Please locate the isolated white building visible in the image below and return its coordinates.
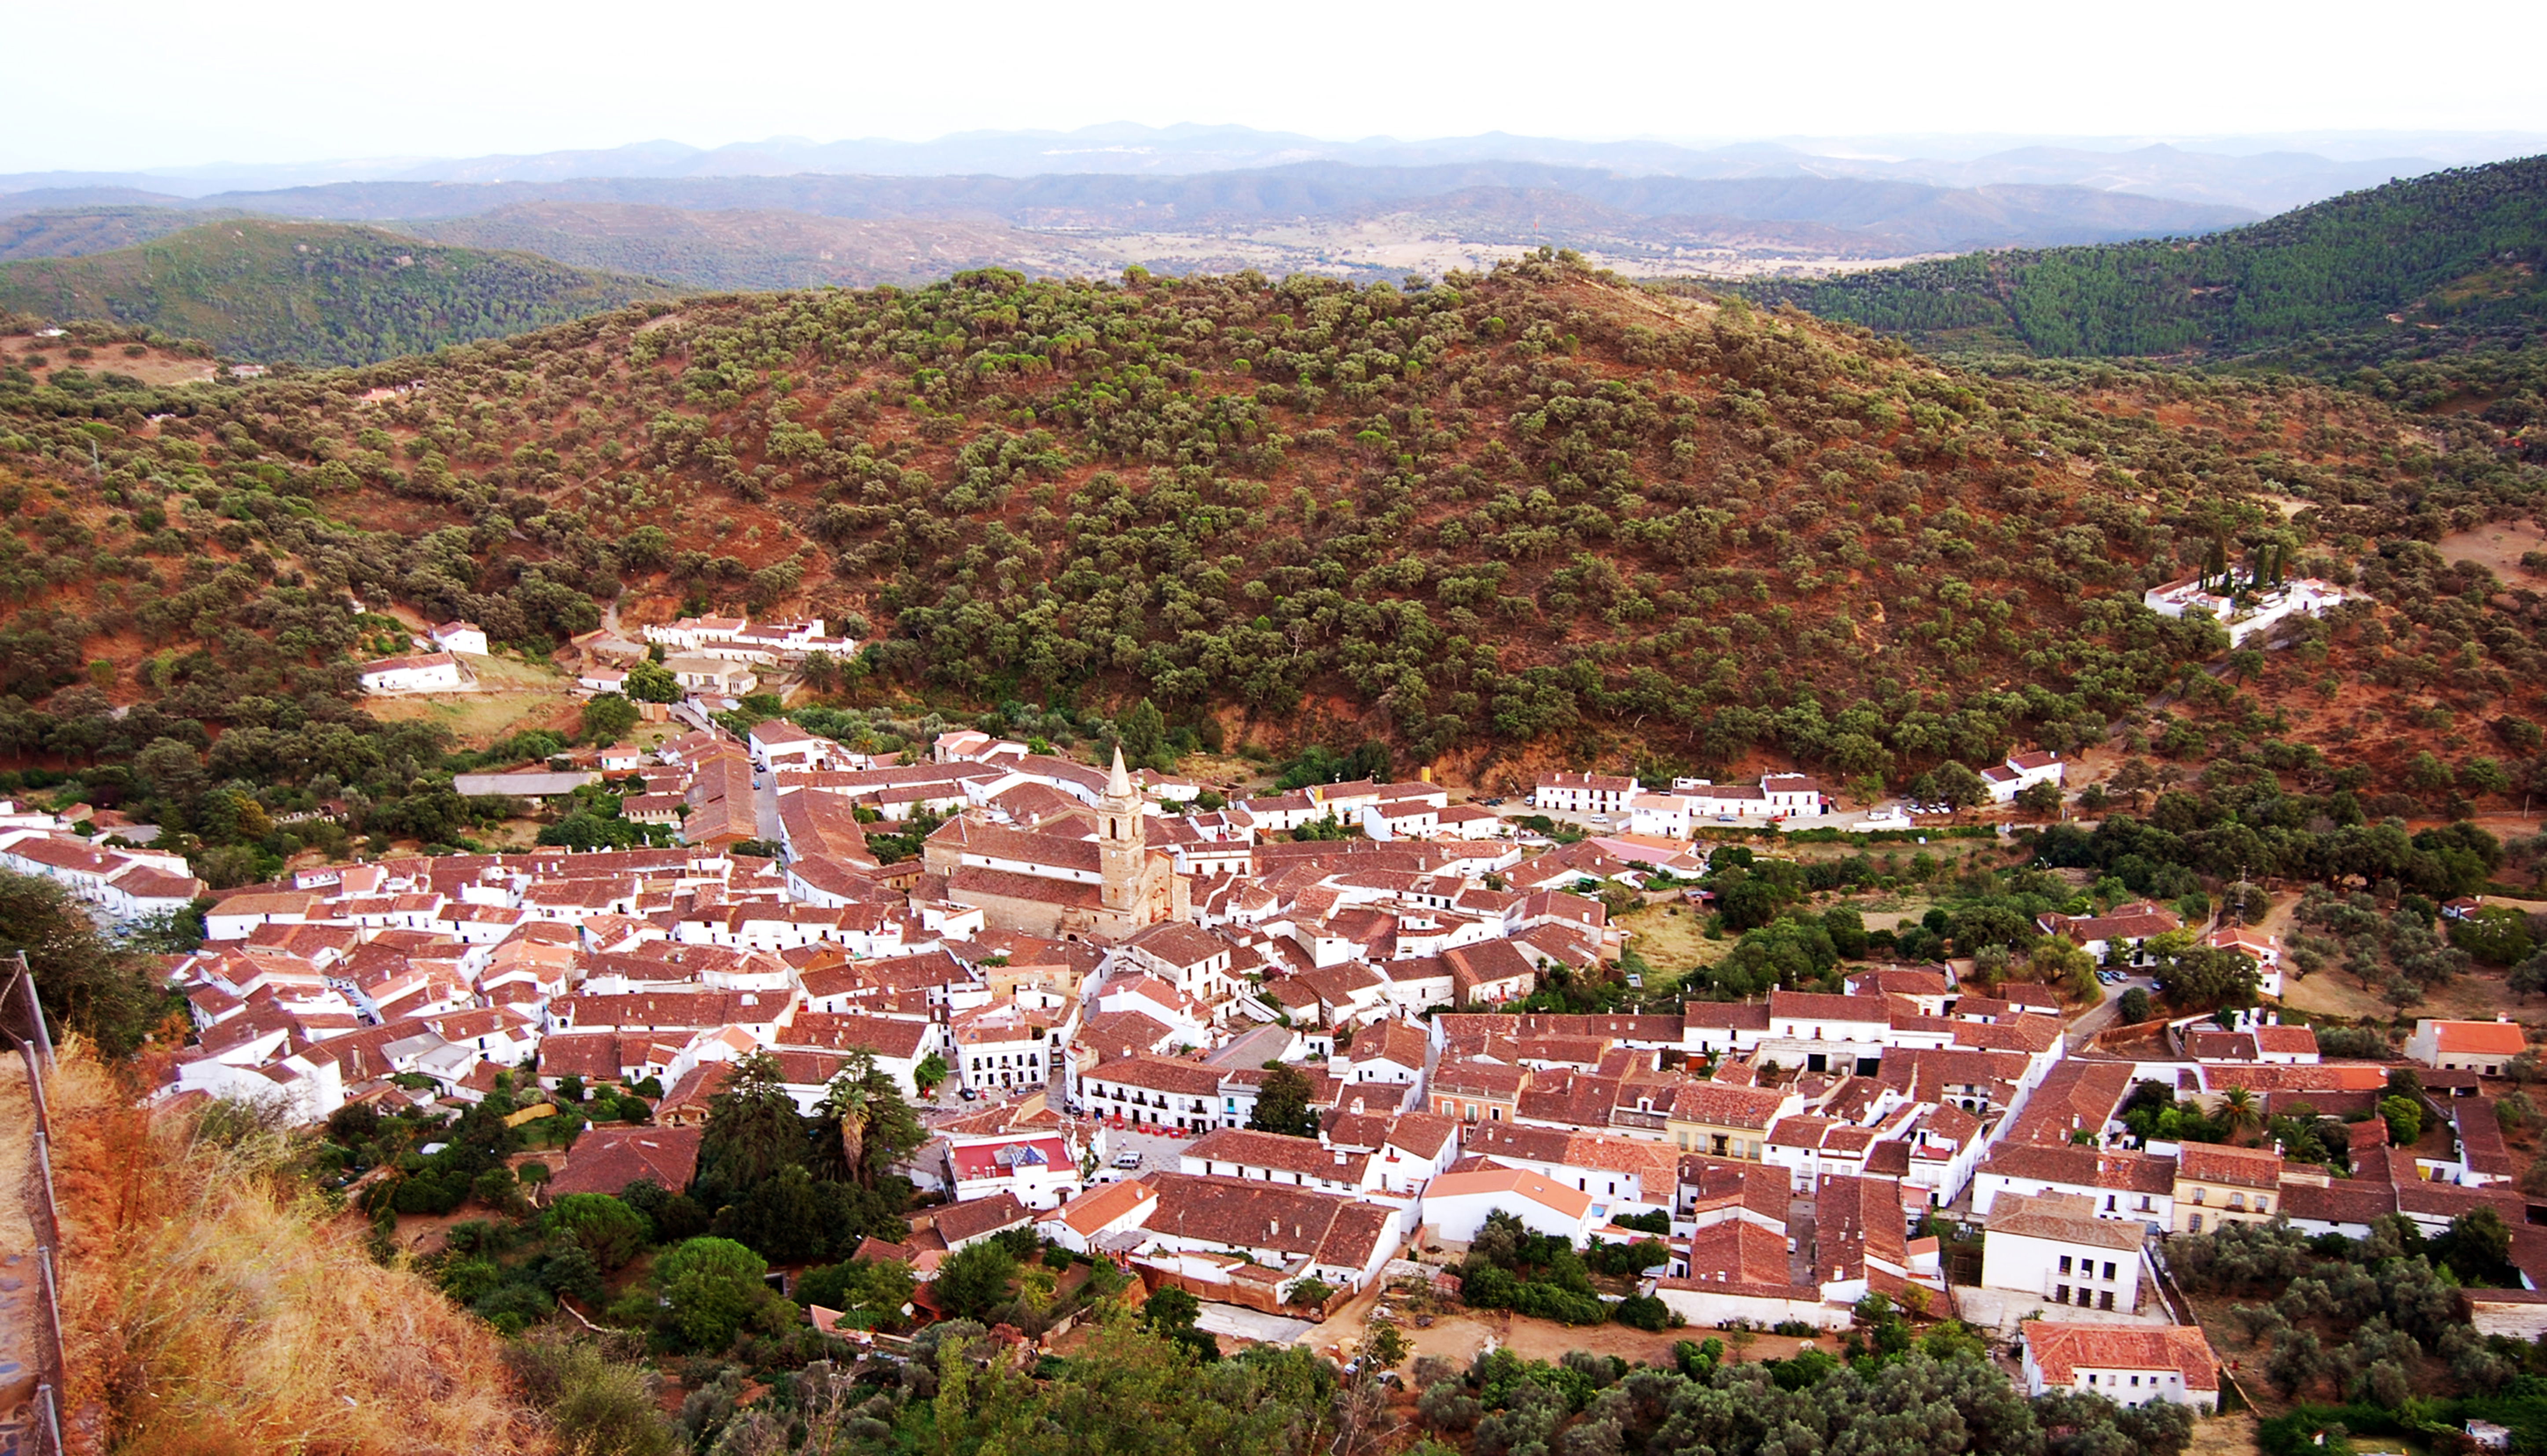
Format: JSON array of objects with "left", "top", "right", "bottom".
[
  {"left": 1981, "top": 751, "right": 2066, "bottom": 804},
  {"left": 358, "top": 652, "right": 462, "bottom": 694},
  {"left": 2143, "top": 576, "right": 2358, "bottom": 647}
]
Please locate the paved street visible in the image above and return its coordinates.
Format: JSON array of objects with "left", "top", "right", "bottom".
[
  {"left": 1094, "top": 1125, "right": 1199, "bottom": 1181},
  {"left": 2065, "top": 972, "right": 2154, "bottom": 1050}
]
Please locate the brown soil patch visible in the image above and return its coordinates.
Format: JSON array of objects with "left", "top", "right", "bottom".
[
  {"left": 0, "top": 332, "right": 217, "bottom": 387},
  {"left": 1319, "top": 1297, "right": 1813, "bottom": 1371},
  {"left": 2437, "top": 521, "right": 2547, "bottom": 583},
  {"left": 2282, "top": 965, "right": 2547, "bottom": 1027}
]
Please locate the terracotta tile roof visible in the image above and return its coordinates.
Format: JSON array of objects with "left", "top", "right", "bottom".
[
  {"left": 1050, "top": 1177, "right": 1158, "bottom": 1236},
  {"left": 1668, "top": 1218, "right": 1806, "bottom": 1295},
  {"left": 1669, "top": 1081, "right": 1788, "bottom": 1130},
  {"left": 2176, "top": 1142, "right": 2282, "bottom": 1190},
  {"left": 1086, "top": 1054, "right": 1224, "bottom": 1097},
  {"left": 1142, "top": 1171, "right": 1400, "bottom": 1268},
  {"left": 1985, "top": 1191, "right": 2142, "bottom": 1251},
  {"left": 2024, "top": 1322, "right": 2217, "bottom": 1392},
  {"left": 2279, "top": 1178, "right": 2396, "bottom": 1228},
  {"left": 918, "top": 1192, "right": 1033, "bottom": 1246},
  {"left": 1184, "top": 1127, "right": 1369, "bottom": 1181},
  {"left": 2427, "top": 1020, "right": 2528, "bottom": 1056},
  {"left": 1424, "top": 1165, "right": 1595, "bottom": 1218},
  {"left": 1432, "top": 1058, "right": 1532, "bottom": 1100},
  {"left": 1462, "top": 1122, "right": 1681, "bottom": 1182},
  {"left": 546, "top": 1126, "right": 703, "bottom": 1198},
  {"left": 1979, "top": 1144, "right": 2175, "bottom": 1195}
]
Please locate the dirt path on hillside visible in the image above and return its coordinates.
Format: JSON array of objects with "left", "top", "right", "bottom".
[{"left": 0, "top": 1055, "right": 44, "bottom": 1443}]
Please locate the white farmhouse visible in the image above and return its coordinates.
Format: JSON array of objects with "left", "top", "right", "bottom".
[
  {"left": 429, "top": 620, "right": 489, "bottom": 655},
  {"left": 1981, "top": 751, "right": 2065, "bottom": 804},
  {"left": 358, "top": 651, "right": 463, "bottom": 694}
]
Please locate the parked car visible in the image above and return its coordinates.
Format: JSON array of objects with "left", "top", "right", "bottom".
[{"left": 1113, "top": 1150, "right": 1143, "bottom": 1169}]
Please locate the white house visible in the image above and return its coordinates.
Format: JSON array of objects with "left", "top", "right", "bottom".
[
  {"left": 1533, "top": 773, "right": 1637, "bottom": 816},
  {"left": 1980, "top": 1191, "right": 2144, "bottom": 1314},
  {"left": 358, "top": 652, "right": 462, "bottom": 694},
  {"left": 1981, "top": 751, "right": 2065, "bottom": 804},
  {"left": 2019, "top": 1323, "right": 2220, "bottom": 1413},
  {"left": 2404, "top": 1018, "right": 2529, "bottom": 1075},
  {"left": 430, "top": 620, "right": 489, "bottom": 656},
  {"left": 1668, "top": 774, "right": 1824, "bottom": 822},
  {"left": 2200, "top": 926, "right": 2284, "bottom": 998},
  {"left": 663, "top": 655, "right": 758, "bottom": 697},
  {"left": 1421, "top": 1164, "right": 1599, "bottom": 1245},
  {"left": 949, "top": 1004, "right": 1055, "bottom": 1094}
]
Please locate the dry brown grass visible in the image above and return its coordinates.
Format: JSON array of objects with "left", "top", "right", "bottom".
[{"left": 44, "top": 1043, "right": 540, "bottom": 1456}]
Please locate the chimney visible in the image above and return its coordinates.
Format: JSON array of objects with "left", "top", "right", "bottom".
[{"left": 1419, "top": 768, "right": 1433, "bottom": 783}]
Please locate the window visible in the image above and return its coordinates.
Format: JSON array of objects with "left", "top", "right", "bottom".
[
  {"left": 2102, "top": 1262, "right": 2116, "bottom": 1281},
  {"left": 2058, "top": 1256, "right": 2073, "bottom": 1275},
  {"left": 2256, "top": 1197, "right": 2268, "bottom": 1214},
  {"left": 2191, "top": 1188, "right": 2206, "bottom": 1205},
  {"left": 2187, "top": 1214, "right": 2203, "bottom": 1233}
]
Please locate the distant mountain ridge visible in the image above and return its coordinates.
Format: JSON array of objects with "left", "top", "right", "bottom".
[
  {"left": 0, "top": 161, "right": 2260, "bottom": 257},
  {"left": 10, "top": 121, "right": 2530, "bottom": 212}
]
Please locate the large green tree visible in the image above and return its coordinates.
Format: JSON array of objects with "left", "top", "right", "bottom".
[
  {"left": 694, "top": 1050, "right": 806, "bottom": 1203},
  {"left": 0, "top": 869, "right": 170, "bottom": 1056},
  {"left": 1246, "top": 1064, "right": 1322, "bottom": 1139}
]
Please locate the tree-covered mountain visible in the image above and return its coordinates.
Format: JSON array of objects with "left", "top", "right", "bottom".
[
  {"left": 1736, "top": 154, "right": 2547, "bottom": 363},
  {"left": 0, "top": 204, "right": 229, "bottom": 262},
  {"left": 0, "top": 219, "right": 674, "bottom": 366},
  {"left": 0, "top": 253, "right": 2536, "bottom": 835}
]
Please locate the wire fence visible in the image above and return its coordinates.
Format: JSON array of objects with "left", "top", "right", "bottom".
[{"left": 1, "top": 957, "right": 65, "bottom": 1456}]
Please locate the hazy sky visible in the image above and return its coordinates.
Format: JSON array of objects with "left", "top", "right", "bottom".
[{"left": 12, "top": 0, "right": 2547, "bottom": 171}]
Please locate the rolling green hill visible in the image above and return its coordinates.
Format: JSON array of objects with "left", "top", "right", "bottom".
[
  {"left": 0, "top": 253, "right": 2536, "bottom": 823},
  {"left": 1735, "top": 155, "right": 2547, "bottom": 363},
  {"left": 0, "top": 219, "right": 676, "bottom": 366}
]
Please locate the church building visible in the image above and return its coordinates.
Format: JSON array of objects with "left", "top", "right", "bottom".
[{"left": 920, "top": 747, "right": 1191, "bottom": 940}]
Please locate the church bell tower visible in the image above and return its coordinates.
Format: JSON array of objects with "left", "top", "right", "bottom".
[{"left": 1099, "top": 744, "right": 1144, "bottom": 917}]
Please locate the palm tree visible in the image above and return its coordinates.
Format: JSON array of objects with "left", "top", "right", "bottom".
[
  {"left": 823, "top": 1053, "right": 878, "bottom": 1185},
  {"left": 2220, "top": 1086, "right": 2263, "bottom": 1141}
]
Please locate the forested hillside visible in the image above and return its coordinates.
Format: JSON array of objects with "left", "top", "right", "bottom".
[
  {"left": 0, "top": 204, "right": 226, "bottom": 263},
  {"left": 1737, "top": 155, "right": 2547, "bottom": 362},
  {"left": 0, "top": 219, "right": 673, "bottom": 366},
  {"left": 0, "top": 254, "right": 2539, "bottom": 880}
]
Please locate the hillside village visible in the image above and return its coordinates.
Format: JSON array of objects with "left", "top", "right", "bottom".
[{"left": 4, "top": 625, "right": 2538, "bottom": 1425}]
